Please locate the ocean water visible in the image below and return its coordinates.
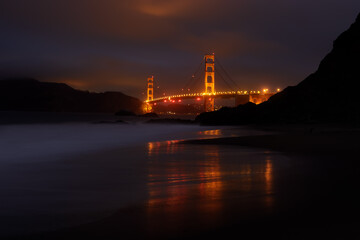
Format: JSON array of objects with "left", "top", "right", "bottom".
[
  {"left": 0, "top": 121, "right": 276, "bottom": 237},
  {"left": 1, "top": 120, "right": 358, "bottom": 239},
  {"left": 0, "top": 122, "right": 266, "bottom": 163}
]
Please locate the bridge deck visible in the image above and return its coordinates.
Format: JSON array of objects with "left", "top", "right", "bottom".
[{"left": 146, "top": 91, "right": 268, "bottom": 103}]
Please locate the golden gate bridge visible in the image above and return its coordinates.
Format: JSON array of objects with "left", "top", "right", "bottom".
[{"left": 145, "top": 54, "right": 279, "bottom": 113}]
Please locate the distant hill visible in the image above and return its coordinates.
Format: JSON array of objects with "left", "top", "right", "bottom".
[
  {"left": 0, "top": 79, "right": 143, "bottom": 113},
  {"left": 197, "top": 12, "right": 360, "bottom": 125}
]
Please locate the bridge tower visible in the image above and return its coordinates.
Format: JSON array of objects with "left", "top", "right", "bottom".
[
  {"left": 147, "top": 75, "right": 154, "bottom": 101},
  {"left": 145, "top": 76, "right": 154, "bottom": 112},
  {"left": 204, "top": 54, "right": 215, "bottom": 112}
]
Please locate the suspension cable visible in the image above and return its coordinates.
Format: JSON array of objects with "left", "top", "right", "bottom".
[
  {"left": 189, "top": 69, "right": 204, "bottom": 93},
  {"left": 182, "top": 57, "right": 205, "bottom": 92},
  {"left": 215, "top": 68, "right": 235, "bottom": 91},
  {"left": 215, "top": 56, "right": 240, "bottom": 90}
]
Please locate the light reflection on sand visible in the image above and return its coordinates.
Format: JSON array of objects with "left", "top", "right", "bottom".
[
  {"left": 265, "top": 156, "right": 274, "bottom": 207},
  {"left": 145, "top": 140, "right": 275, "bottom": 233},
  {"left": 197, "top": 129, "right": 222, "bottom": 136}
]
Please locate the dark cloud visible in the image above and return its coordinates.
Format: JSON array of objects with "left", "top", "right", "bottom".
[{"left": 0, "top": 0, "right": 359, "bottom": 98}]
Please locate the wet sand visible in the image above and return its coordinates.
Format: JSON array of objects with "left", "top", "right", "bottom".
[
  {"left": 183, "top": 129, "right": 360, "bottom": 155},
  {"left": 10, "top": 135, "right": 360, "bottom": 239},
  {"left": 181, "top": 127, "right": 360, "bottom": 239},
  {"left": 3, "top": 125, "right": 360, "bottom": 240}
]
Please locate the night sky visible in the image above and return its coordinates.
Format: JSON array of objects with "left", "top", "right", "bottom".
[{"left": 0, "top": 0, "right": 359, "bottom": 99}]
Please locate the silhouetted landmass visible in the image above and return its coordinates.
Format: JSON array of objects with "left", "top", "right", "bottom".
[
  {"left": 197, "top": 13, "right": 360, "bottom": 125},
  {"left": 154, "top": 103, "right": 203, "bottom": 114},
  {"left": 0, "top": 79, "right": 143, "bottom": 113},
  {"left": 196, "top": 102, "right": 258, "bottom": 125},
  {"left": 115, "top": 110, "right": 136, "bottom": 116},
  {"left": 93, "top": 119, "right": 128, "bottom": 124},
  {"left": 146, "top": 118, "right": 194, "bottom": 124},
  {"left": 138, "top": 112, "right": 159, "bottom": 118}
]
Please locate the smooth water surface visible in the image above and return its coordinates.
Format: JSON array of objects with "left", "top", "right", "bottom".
[{"left": 0, "top": 123, "right": 359, "bottom": 239}]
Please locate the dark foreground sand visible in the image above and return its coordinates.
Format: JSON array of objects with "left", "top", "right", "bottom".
[
  {"left": 181, "top": 127, "right": 360, "bottom": 239},
  {"left": 183, "top": 129, "right": 360, "bottom": 155},
  {"left": 7, "top": 125, "right": 360, "bottom": 240}
]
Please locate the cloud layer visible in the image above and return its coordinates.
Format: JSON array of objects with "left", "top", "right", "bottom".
[{"left": 0, "top": 0, "right": 359, "bottom": 97}]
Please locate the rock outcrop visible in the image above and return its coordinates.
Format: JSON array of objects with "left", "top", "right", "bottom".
[{"left": 197, "top": 13, "right": 360, "bottom": 125}]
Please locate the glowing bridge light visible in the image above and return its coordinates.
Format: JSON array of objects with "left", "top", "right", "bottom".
[{"left": 143, "top": 54, "right": 277, "bottom": 112}]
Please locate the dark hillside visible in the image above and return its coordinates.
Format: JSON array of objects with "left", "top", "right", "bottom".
[
  {"left": 197, "top": 13, "right": 360, "bottom": 125},
  {"left": 0, "top": 79, "right": 143, "bottom": 113}
]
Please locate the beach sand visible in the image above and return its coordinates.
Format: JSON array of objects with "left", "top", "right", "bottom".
[
  {"left": 4, "top": 124, "right": 360, "bottom": 240},
  {"left": 183, "top": 125, "right": 360, "bottom": 156}
]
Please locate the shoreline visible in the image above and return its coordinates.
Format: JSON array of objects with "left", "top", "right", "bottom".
[
  {"left": 182, "top": 129, "right": 360, "bottom": 155},
  {"left": 2, "top": 123, "right": 360, "bottom": 239}
]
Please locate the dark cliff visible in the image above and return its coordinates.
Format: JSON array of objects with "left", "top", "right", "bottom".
[
  {"left": 197, "top": 13, "right": 360, "bottom": 125},
  {"left": 0, "top": 79, "right": 143, "bottom": 113}
]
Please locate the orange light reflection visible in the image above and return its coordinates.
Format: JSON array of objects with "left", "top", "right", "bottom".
[
  {"left": 145, "top": 140, "right": 275, "bottom": 234},
  {"left": 197, "top": 129, "right": 222, "bottom": 136}
]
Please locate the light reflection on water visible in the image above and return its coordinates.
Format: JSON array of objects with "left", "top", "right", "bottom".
[
  {"left": 197, "top": 129, "right": 222, "bottom": 136},
  {"left": 265, "top": 156, "right": 274, "bottom": 207},
  {"left": 146, "top": 140, "right": 275, "bottom": 233}
]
